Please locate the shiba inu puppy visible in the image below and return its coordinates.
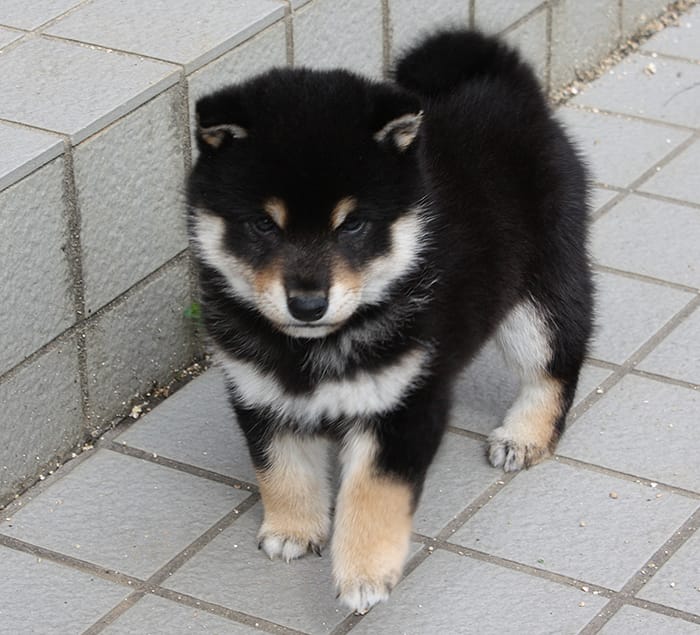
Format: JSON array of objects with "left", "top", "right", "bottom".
[{"left": 187, "top": 30, "right": 593, "bottom": 614}]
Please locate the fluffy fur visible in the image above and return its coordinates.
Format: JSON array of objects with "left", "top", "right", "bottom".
[{"left": 187, "top": 30, "right": 593, "bottom": 614}]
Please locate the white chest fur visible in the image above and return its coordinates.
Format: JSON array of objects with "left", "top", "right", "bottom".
[{"left": 218, "top": 347, "right": 430, "bottom": 428}]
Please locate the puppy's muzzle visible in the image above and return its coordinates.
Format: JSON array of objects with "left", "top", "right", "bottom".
[{"left": 287, "top": 291, "right": 328, "bottom": 322}]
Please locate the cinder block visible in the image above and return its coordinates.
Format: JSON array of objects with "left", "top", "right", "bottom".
[
  {"left": 503, "top": 9, "right": 548, "bottom": 87},
  {"left": 74, "top": 87, "right": 188, "bottom": 314},
  {"left": 188, "top": 21, "right": 287, "bottom": 161},
  {"left": 474, "top": 0, "right": 544, "bottom": 33},
  {"left": 293, "top": 0, "right": 383, "bottom": 77},
  {"left": 551, "top": 0, "right": 620, "bottom": 87},
  {"left": 621, "top": 0, "right": 668, "bottom": 39},
  {"left": 0, "top": 37, "right": 178, "bottom": 145},
  {"left": 45, "top": 0, "right": 286, "bottom": 74},
  {"left": 0, "top": 339, "right": 82, "bottom": 507},
  {"left": 0, "top": 157, "right": 75, "bottom": 375},
  {"left": 84, "top": 258, "right": 197, "bottom": 426},
  {"left": 388, "top": 0, "right": 469, "bottom": 61}
]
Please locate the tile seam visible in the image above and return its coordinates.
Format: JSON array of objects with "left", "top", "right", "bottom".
[
  {"left": 61, "top": 141, "right": 91, "bottom": 429},
  {"left": 152, "top": 587, "right": 309, "bottom": 635},
  {"left": 592, "top": 263, "right": 700, "bottom": 294},
  {"left": 105, "top": 442, "right": 259, "bottom": 492},
  {"left": 498, "top": 2, "right": 549, "bottom": 37},
  {"left": 566, "top": 102, "right": 698, "bottom": 133},
  {"left": 637, "top": 48, "right": 700, "bottom": 64}
]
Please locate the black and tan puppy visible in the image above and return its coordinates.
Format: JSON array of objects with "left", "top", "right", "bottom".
[{"left": 187, "top": 30, "right": 593, "bottom": 614}]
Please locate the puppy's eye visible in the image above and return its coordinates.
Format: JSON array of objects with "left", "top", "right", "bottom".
[
  {"left": 249, "top": 217, "right": 278, "bottom": 236},
  {"left": 338, "top": 217, "right": 367, "bottom": 234}
]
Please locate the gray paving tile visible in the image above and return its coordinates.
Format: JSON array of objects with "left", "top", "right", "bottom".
[
  {"left": 561, "top": 374, "right": 700, "bottom": 491},
  {"left": 0, "top": 340, "right": 82, "bottom": 507},
  {"left": 0, "top": 121, "right": 63, "bottom": 191},
  {"left": 637, "top": 530, "right": 700, "bottom": 615},
  {"left": 589, "top": 271, "right": 694, "bottom": 364},
  {"left": 449, "top": 340, "right": 518, "bottom": 435},
  {"left": 638, "top": 140, "right": 700, "bottom": 205},
  {"left": 599, "top": 605, "right": 700, "bottom": 634},
  {"left": 0, "top": 37, "right": 177, "bottom": 144},
  {"left": 103, "top": 593, "right": 261, "bottom": 635},
  {"left": 551, "top": 0, "right": 619, "bottom": 87},
  {"left": 0, "top": 0, "right": 82, "bottom": 29},
  {"left": 450, "top": 460, "right": 699, "bottom": 589},
  {"left": 502, "top": 10, "right": 548, "bottom": 86},
  {"left": 0, "top": 450, "right": 248, "bottom": 579},
  {"left": 115, "top": 369, "right": 257, "bottom": 484},
  {"left": 415, "top": 433, "right": 500, "bottom": 537},
  {"left": 642, "top": 5, "right": 700, "bottom": 61},
  {"left": 163, "top": 503, "right": 352, "bottom": 634},
  {"left": 572, "top": 53, "right": 700, "bottom": 129},
  {"left": 389, "top": 0, "right": 469, "bottom": 60},
  {"left": 0, "top": 546, "right": 129, "bottom": 634},
  {"left": 45, "top": 0, "right": 285, "bottom": 74},
  {"left": 0, "top": 25, "right": 22, "bottom": 48},
  {"left": 474, "top": 0, "right": 544, "bottom": 33},
  {"left": 556, "top": 107, "right": 691, "bottom": 187},
  {"left": 74, "top": 87, "right": 188, "bottom": 314},
  {"left": 84, "top": 259, "right": 197, "bottom": 427},
  {"left": 352, "top": 549, "right": 607, "bottom": 635},
  {"left": 637, "top": 307, "right": 700, "bottom": 385},
  {"left": 0, "top": 157, "right": 75, "bottom": 375},
  {"left": 592, "top": 194, "right": 700, "bottom": 288},
  {"left": 293, "top": 0, "right": 383, "bottom": 78}
]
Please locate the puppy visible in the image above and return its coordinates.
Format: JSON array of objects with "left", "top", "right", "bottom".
[{"left": 187, "top": 30, "right": 593, "bottom": 614}]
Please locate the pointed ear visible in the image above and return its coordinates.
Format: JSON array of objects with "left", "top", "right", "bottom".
[
  {"left": 373, "top": 110, "right": 423, "bottom": 151},
  {"left": 195, "top": 90, "right": 249, "bottom": 150},
  {"left": 371, "top": 86, "right": 423, "bottom": 152}
]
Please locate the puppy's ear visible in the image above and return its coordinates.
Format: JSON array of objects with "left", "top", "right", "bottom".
[
  {"left": 195, "top": 90, "right": 249, "bottom": 151},
  {"left": 371, "top": 86, "right": 423, "bottom": 152}
]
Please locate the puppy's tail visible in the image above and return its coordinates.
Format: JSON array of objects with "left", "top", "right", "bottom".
[{"left": 394, "top": 30, "right": 540, "bottom": 99}]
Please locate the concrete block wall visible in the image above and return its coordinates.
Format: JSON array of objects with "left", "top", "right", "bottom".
[{"left": 0, "top": 0, "right": 672, "bottom": 505}]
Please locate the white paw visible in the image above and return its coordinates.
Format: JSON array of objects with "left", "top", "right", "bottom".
[
  {"left": 258, "top": 532, "right": 323, "bottom": 562},
  {"left": 487, "top": 427, "right": 549, "bottom": 472},
  {"left": 337, "top": 579, "right": 391, "bottom": 615}
]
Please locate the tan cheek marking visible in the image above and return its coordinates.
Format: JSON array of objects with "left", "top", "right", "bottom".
[
  {"left": 332, "top": 435, "right": 413, "bottom": 597},
  {"left": 331, "top": 196, "right": 358, "bottom": 230},
  {"left": 253, "top": 259, "right": 284, "bottom": 296},
  {"left": 263, "top": 197, "right": 288, "bottom": 229},
  {"left": 331, "top": 258, "right": 363, "bottom": 294}
]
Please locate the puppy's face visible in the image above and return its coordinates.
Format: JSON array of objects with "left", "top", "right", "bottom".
[{"left": 188, "top": 69, "right": 426, "bottom": 338}]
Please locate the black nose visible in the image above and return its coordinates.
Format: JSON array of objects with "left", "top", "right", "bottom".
[{"left": 287, "top": 294, "right": 328, "bottom": 322}]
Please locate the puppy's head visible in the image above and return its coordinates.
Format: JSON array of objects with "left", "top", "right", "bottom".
[{"left": 188, "top": 68, "right": 427, "bottom": 339}]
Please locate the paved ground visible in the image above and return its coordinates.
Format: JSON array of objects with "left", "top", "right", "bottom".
[{"left": 2, "top": 8, "right": 700, "bottom": 635}]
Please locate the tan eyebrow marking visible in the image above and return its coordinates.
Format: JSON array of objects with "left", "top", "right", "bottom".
[
  {"left": 263, "top": 197, "right": 288, "bottom": 229},
  {"left": 331, "top": 196, "right": 358, "bottom": 230}
]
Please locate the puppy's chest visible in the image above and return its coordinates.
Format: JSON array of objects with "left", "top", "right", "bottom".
[{"left": 218, "top": 345, "right": 430, "bottom": 429}]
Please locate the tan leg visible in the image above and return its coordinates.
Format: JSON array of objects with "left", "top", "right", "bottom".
[
  {"left": 488, "top": 374, "right": 564, "bottom": 471},
  {"left": 332, "top": 432, "right": 414, "bottom": 615},
  {"left": 257, "top": 435, "right": 331, "bottom": 561}
]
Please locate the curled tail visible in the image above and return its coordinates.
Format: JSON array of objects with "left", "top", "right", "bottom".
[{"left": 394, "top": 30, "right": 541, "bottom": 99}]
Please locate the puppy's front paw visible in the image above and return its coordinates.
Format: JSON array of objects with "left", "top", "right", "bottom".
[
  {"left": 336, "top": 577, "right": 392, "bottom": 615},
  {"left": 258, "top": 529, "right": 324, "bottom": 562},
  {"left": 487, "top": 426, "right": 550, "bottom": 472}
]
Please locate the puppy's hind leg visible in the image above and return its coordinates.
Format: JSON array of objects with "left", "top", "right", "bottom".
[{"left": 488, "top": 299, "right": 582, "bottom": 472}]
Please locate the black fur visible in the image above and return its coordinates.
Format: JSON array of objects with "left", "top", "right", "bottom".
[{"left": 187, "top": 29, "right": 593, "bottom": 608}]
